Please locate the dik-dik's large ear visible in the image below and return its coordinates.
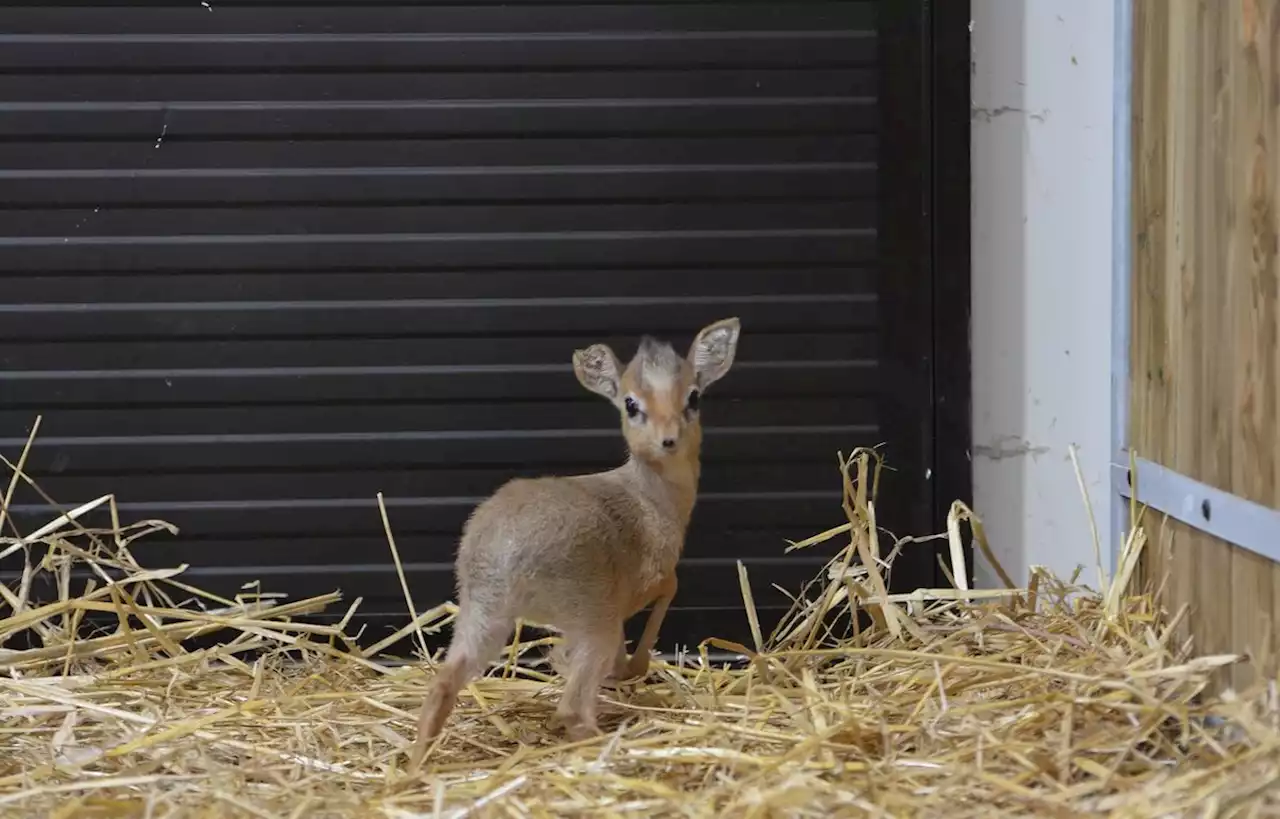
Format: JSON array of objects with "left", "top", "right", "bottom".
[
  {"left": 688, "top": 317, "right": 741, "bottom": 390},
  {"left": 572, "top": 343, "right": 623, "bottom": 401}
]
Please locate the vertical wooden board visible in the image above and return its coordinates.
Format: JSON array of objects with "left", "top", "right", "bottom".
[
  {"left": 1269, "top": 561, "right": 1280, "bottom": 687},
  {"left": 1131, "top": 0, "right": 1171, "bottom": 597},
  {"left": 1132, "top": 0, "right": 1170, "bottom": 466},
  {"left": 1227, "top": 0, "right": 1280, "bottom": 692},
  {"left": 1272, "top": 0, "right": 1280, "bottom": 692},
  {"left": 1233, "top": 546, "right": 1279, "bottom": 687},
  {"left": 1270, "top": 0, "right": 1280, "bottom": 521},
  {"left": 1159, "top": 520, "right": 1275, "bottom": 689},
  {"left": 1230, "top": 0, "right": 1279, "bottom": 508},
  {"left": 1167, "top": 0, "right": 1198, "bottom": 650},
  {"left": 1131, "top": 0, "right": 1280, "bottom": 691},
  {"left": 1193, "top": 0, "right": 1237, "bottom": 675}
]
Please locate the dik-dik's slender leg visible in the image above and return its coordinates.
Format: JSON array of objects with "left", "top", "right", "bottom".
[
  {"left": 409, "top": 603, "right": 509, "bottom": 770},
  {"left": 623, "top": 574, "right": 678, "bottom": 680},
  {"left": 610, "top": 637, "right": 630, "bottom": 681},
  {"left": 553, "top": 621, "right": 621, "bottom": 741}
]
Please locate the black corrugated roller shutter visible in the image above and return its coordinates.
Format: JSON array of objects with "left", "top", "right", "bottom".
[{"left": 0, "top": 2, "right": 930, "bottom": 654}]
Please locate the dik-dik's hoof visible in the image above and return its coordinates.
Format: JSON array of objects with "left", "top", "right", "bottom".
[
  {"left": 624, "top": 654, "right": 652, "bottom": 681},
  {"left": 605, "top": 653, "right": 652, "bottom": 684},
  {"left": 567, "top": 723, "right": 603, "bottom": 742},
  {"left": 548, "top": 713, "right": 602, "bottom": 742},
  {"left": 606, "top": 665, "right": 632, "bottom": 683}
]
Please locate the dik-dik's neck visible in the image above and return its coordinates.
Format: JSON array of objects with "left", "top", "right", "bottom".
[{"left": 625, "top": 447, "right": 701, "bottom": 527}]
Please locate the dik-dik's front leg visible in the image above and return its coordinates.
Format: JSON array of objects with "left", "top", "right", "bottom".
[{"left": 615, "top": 574, "right": 678, "bottom": 681}]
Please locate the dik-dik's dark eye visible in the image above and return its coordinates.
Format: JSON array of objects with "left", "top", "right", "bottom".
[
  {"left": 624, "top": 396, "right": 641, "bottom": 419},
  {"left": 686, "top": 389, "right": 701, "bottom": 413}
]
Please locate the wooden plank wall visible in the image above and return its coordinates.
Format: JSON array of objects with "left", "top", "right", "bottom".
[{"left": 1132, "top": 0, "right": 1280, "bottom": 691}]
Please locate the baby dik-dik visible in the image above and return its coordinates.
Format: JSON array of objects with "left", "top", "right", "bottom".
[{"left": 411, "top": 317, "right": 741, "bottom": 762}]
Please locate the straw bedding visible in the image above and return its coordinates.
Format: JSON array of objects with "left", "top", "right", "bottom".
[{"left": 2, "top": 426, "right": 1278, "bottom": 818}]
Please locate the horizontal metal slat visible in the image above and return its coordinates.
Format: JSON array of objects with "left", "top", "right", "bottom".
[
  {"left": 1, "top": 330, "right": 871, "bottom": 369},
  {"left": 2, "top": 527, "right": 836, "bottom": 571},
  {"left": 3, "top": 267, "right": 875, "bottom": 305},
  {"left": 0, "top": 4, "right": 875, "bottom": 36},
  {"left": 144, "top": 531, "right": 812, "bottom": 570},
  {"left": 0, "top": 69, "right": 871, "bottom": 103},
  {"left": 4, "top": 490, "right": 843, "bottom": 535},
  {"left": 3, "top": 460, "right": 854, "bottom": 502},
  {"left": 0, "top": 201, "right": 869, "bottom": 238},
  {"left": 1, "top": 166, "right": 873, "bottom": 208},
  {"left": 0, "top": 231, "right": 871, "bottom": 272},
  {"left": 0, "top": 98, "right": 873, "bottom": 139},
  {"left": 0, "top": 35, "right": 869, "bottom": 73},
  {"left": 0, "top": 136, "right": 874, "bottom": 170},
  {"left": 7, "top": 426, "right": 873, "bottom": 472},
  {"left": 0, "top": 295, "right": 874, "bottom": 343},
  {"left": 0, "top": 365, "right": 874, "bottom": 407},
  {"left": 0, "top": 396, "right": 876, "bottom": 440}
]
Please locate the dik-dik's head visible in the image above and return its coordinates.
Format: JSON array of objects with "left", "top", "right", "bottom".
[{"left": 572, "top": 318, "right": 741, "bottom": 463}]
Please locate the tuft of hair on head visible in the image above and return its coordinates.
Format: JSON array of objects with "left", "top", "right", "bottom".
[
  {"left": 635, "top": 335, "right": 672, "bottom": 361},
  {"left": 633, "top": 335, "right": 683, "bottom": 387}
]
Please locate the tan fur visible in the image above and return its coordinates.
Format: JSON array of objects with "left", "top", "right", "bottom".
[{"left": 410, "top": 318, "right": 741, "bottom": 766}]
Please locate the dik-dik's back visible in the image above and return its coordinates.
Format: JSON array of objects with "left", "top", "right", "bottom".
[
  {"left": 411, "top": 318, "right": 741, "bottom": 764},
  {"left": 459, "top": 455, "right": 692, "bottom": 630}
]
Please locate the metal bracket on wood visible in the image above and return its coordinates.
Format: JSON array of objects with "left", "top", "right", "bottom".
[{"left": 1115, "top": 456, "right": 1280, "bottom": 564}]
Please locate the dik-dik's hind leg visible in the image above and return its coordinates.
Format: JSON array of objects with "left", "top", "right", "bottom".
[
  {"left": 609, "top": 637, "right": 630, "bottom": 681},
  {"left": 552, "top": 621, "right": 621, "bottom": 741},
  {"left": 409, "top": 603, "right": 509, "bottom": 768},
  {"left": 622, "top": 574, "right": 678, "bottom": 680}
]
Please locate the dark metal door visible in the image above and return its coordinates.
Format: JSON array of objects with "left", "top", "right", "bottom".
[{"left": 0, "top": 2, "right": 971, "bottom": 654}]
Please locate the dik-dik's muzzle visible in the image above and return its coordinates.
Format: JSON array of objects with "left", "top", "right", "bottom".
[{"left": 655, "top": 421, "right": 681, "bottom": 452}]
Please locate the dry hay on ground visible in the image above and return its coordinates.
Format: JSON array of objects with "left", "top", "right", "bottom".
[{"left": 1, "top": 430, "right": 1278, "bottom": 818}]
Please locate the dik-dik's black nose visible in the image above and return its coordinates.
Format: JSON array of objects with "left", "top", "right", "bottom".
[{"left": 661, "top": 438, "right": 677, "bottom": 451}]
